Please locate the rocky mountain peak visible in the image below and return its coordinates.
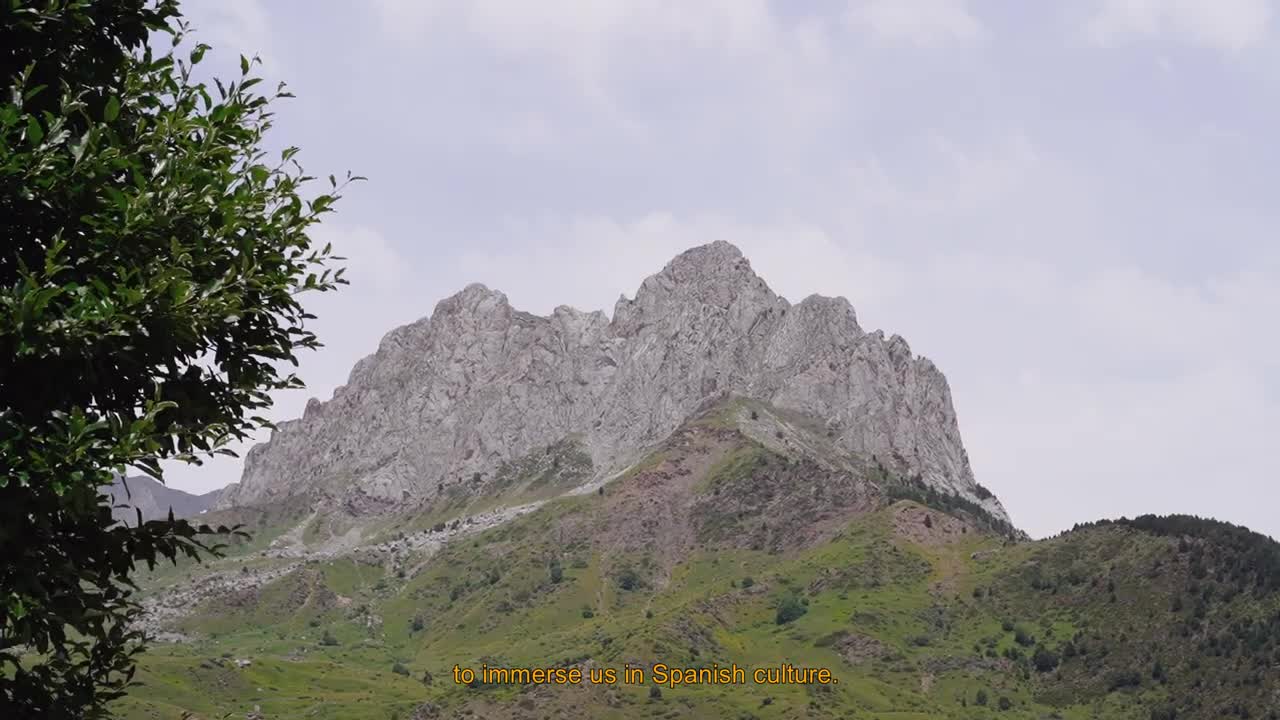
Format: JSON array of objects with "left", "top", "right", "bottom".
[
  {"left": 217, "top": 242, "right": 1012, "bottom": 528},
  {"left": 430, "top": 282, "right": 512, "bottom": 327},
  {"left": 613, "top": 241, "right": 785, "bottom": 340},
  {"left": 648, "top": 241, "right": 774, "bottom": 301},
  {"left": 648, "top": 240, "right": 756, "bottom": 292}
]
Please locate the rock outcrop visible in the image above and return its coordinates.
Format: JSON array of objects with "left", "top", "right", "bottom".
[{"left": 218, "top": 241, "right": 1010, "bottom": 524}]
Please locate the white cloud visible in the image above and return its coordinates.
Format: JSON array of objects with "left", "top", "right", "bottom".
[
  {"left": 183, "top": 0, "right": 282, "bottom": 73},
  {"left": 966, "top": 364, "right": 1279, "bottom": 539},
  {"left": 370, "top": 0, "right": 783, "bottom": 77},
  {"left": 369, "top": 0, "right": 846, "bottom": 150},
  {"left": 310, "top": 224, "right": 407, "bottom": 297},
  {"left": 824, "top": 132, "right": 1096, "bottom": 260},
  {"left": 892, "top": 133, "right": 1043, "bottom": 215},
  {"left": 1086, "top": 0, "right": 1273, "bottom": 52},
  {"left": 845, "top": 0, "right": 985, "bottom": 47},
  {"left": 929, "top": 255, "right": 1280, "bottom": 539}
]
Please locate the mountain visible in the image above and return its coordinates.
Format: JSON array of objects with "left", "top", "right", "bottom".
[
  {"left": 122, "top": 403, "right": 1280, "bottom": 720},
  {"left": 218, "top": 241, "right": 1008, "bottom": 527},
  {"left": 116, "top": 243, "right": 1280, "bottom": 720},
  {"left": 105, "top": 475, "right": 222, "bottom": 524}
]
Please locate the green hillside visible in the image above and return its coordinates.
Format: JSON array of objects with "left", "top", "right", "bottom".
[{"left": 116, "top": 403, "right": 1280, "bottom": 720}]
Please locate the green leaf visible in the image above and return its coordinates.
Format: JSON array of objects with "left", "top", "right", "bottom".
[
  {"left": 169, "top": 280, "right": 192, "bottom": 305},
  {"left": 25, "top": 115, "right": 42, "bottom": 144},
  {"left": 104, "top": 96, "right": 120, "bottom": 122},
  {"left": 70, "top": 129, "right": 91, "bottom": 162}
]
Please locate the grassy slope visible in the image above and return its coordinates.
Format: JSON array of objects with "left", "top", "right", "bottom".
[{"left": 115, "top": 408, "right": 1280, "bottom": 720}]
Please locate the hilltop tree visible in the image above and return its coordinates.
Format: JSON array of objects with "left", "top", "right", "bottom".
[{"left": 0, "top": 0, "right": 356, "bottom": 715}]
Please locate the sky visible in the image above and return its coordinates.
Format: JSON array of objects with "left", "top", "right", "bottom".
[{"left": 167, "top": 0, "right": 1280, "bottom": 541}]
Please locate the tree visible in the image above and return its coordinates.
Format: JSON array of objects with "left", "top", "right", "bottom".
[
  {"left": 775, "top": 593, "right": 808, "bottom": 625},
  {"left": 0, "top": 1, "right": 356, "bottom": 715},
  {"left": 975, "top": 689, "right": 988, "bottom": 706},
  {"left": 1032, "top": 645, "right": 1060, "bottom": 672}
]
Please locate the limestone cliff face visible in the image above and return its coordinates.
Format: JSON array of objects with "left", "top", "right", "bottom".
[{"left": 218, "top": 242, "right": 1010, "bottom": 524}]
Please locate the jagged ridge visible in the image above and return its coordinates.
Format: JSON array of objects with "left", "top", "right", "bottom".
[{"left": 218, "top": 241, "right": 1011, "bottom": 526}]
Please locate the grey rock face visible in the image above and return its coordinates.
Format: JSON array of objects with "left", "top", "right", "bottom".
[
  {"left": 218, "top": 242, "right": 1011, "bottom": 525},
  {"left": 107, "top": 475, "right": 222, "bottom": 524}
]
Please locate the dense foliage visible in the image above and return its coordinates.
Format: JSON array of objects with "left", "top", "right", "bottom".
[
  {"left": 0, "top": 1, "right": 354, "bottom": 715},
  {"left": 977, "top": 514, "right": 1280, "bottom": 719},
  {"left": 1076, "top": 514, "right": 1280, "bottom": 595},
  {"left": 878, "top": 466, "right": 1019, "bottom": 538}
]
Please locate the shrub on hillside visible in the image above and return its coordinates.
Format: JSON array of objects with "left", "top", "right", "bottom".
[
  {"left": 616, "top": 567, "right": 641, "bottom": 591},
  {"left": 1032, "top": 645, "right": 1060, "bottom": 672},
  {"left": 775, "top": 594, "right": 808, "bottom": 625}
]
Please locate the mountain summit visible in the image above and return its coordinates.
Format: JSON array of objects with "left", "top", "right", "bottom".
[{"left": 218, "top": 241, "right": 1010, "bottom": 527}]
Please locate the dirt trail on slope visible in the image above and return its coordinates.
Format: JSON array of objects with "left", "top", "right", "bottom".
[
  {"left": 142, "top": 444, "right": 694, "bottom": 636},
  {"left": 137, "top": 499, "right": 549, "bottom": 637}
]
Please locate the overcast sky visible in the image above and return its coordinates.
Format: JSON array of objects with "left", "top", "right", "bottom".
[{"left": 168, "top": 0, "right": 1280, "bottom": 541}]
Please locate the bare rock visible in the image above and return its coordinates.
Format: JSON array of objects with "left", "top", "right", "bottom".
[{"left": 218, "top": 242, "right": 1011, "bottom": 526}]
